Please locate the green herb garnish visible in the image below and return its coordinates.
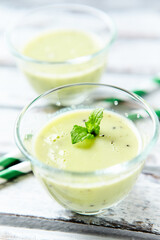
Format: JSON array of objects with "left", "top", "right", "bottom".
[{"left": 71, "top": 108, "right": 104, "bottom": 144}]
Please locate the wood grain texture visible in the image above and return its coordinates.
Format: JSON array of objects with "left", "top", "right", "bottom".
[
  {"left": 0, "top": 67, "right": 36, "bottom": 108},
  {"left": 108, "top": 40, "right": 160, "bottom": 74},
  {"left": 0, "top": 67, "right": 160, "bottom": 108},
  {"left": 0, "top": 173, "right": 160, "bottom": 236},
  {"left": 1, "top": 226, "right": 159, "bottom": 240},
  {"left": 0, "top": 108, "right": 20, "bottom": 154},
  {"left": 0, "top": 0, "right": 160, "bottom": 237},
  {"left": 2, "top": 0, "right": 160, "bottom": 11},
  {"left": 0, "top": 226, "right": 113, "bottom": 240}
]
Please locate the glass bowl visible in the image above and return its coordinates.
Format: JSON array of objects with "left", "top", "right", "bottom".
[
  {"left": 6, "top": 4, "right": 116, "bottom": 94},
  {"left": 15, "top": 83, "right": 159, "bottom": 215}
]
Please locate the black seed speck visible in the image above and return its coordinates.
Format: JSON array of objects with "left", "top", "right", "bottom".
[
  {"left": 111, "top": 141, "right": 114, "bottom": 144},
  {"left": 126, "top": 144, "right": 130, "bottom": 147},
  {"left": 83, "top": 119, "right": 86, "bottom": 122},
  {"left": 112, "top": 127, "right": 116, "bottom": 129},
  {"left": 100, "top": 134, "right": 105, "bottom": 137},
  {"left": 90, "top": 204, "right": 95, "bottom": 207}
]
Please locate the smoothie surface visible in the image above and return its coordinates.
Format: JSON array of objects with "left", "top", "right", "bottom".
[
  {"left": 22, "top": 29, "right": 102, "bottom": 62},
  {"left": 34, "top": 110, "right": 140, "bottom": 172}
]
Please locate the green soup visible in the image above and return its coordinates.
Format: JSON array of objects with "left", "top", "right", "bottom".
[
  {"left": 21, "top": 30, "right": 106, "bottom": 93},
  {"left": 32, "top": 109, "right": 142, "bottom": 214}
]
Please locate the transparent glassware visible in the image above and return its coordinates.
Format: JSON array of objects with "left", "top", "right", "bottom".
[
  {"left": 6, "top": 4, "right": 116, "bottom": 94},
  {"left": 15, "top": 83, "right": 159, "bottom": 215}
]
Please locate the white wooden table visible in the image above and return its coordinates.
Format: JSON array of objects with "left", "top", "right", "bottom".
[{"left": 0, "top": 1, "right": 160, "bottom": 239}]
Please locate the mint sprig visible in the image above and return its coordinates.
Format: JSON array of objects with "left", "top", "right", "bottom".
[
  {"left": 71, "top": 125, "right": 94, "bottom": 144},
  {"left": 71, "top": 108, "right": 104, "bottom": 144}
]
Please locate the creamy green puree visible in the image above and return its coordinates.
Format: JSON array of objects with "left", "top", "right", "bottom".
[
  {"left": 22, "top": 30, "right": 105, "bottom": 93},
  {"left": 33, "top": 109, "right": 142, "bottom": 214}
]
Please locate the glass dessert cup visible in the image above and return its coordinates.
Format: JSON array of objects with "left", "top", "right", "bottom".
[
  {"left": 6, "top": 4, "right": 116, "bottom": 94},
  {"left": 15, "top": 83, "right": 159, "bottom": 215}
]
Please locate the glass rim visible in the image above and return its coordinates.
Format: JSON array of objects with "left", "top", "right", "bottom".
[
  {"left": 6, "top": 3, "right": 116, "bottom": 65},
  {"left": 15, "top": 83, "right": 159, "bottom": 177}
]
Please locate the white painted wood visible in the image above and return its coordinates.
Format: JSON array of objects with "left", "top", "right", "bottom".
[
  {"left": 1, "top": 3, "right": 160, "bottom": 37},
  {"left": 0, "top": 173, "right": 160, "bottom": 235},
  {"left": 0, "top": 0, "right": 160, "bottom": 237},
  {"left": 0, "top": 108, "right": 20, "bottom": 154},
  {"left": 111, "top": 11, "right": 160, "bottom": 39},
  {"left": 0, "top": 227, "right": 101, "bottom": 240},
  {"left": 1, "top": 0, "right": 160, "bottom": 11},
  {"left": 0, "top": 226, "right": 159, "bottom": 240},
  {"left": 0, "top": 67, "right": 36, "bottom": 108},
  {"left": 0, "top": 226, "right": 114, "bottom": 240},
  {"left": 0, "top": 66, "right": 160, "bottom": 108},
  {"left": 108, "top": 40, "right": 160, "bottom": 75}
]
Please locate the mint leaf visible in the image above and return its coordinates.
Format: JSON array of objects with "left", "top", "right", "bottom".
[
  {"left": 70, "top": 108, "right": 104, "bottom": 144},
  {"left": 85, "top": 108, "right": 103, "bottom": 135},
  {"left": 71, "top": 125, "right": 94, "bottom": 144}
]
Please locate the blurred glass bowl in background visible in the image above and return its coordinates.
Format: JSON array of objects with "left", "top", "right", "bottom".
[{"left": 6, "top": 4, "right": 116, "bottom": 94}]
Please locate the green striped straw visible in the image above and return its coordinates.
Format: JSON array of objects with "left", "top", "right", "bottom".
[
  {"left": 127, "top": 109, "right": 160, "bottom": 121},
  {"left": 103, "top": 89, "right": 156, "bottom": 104},
  {"left": 0, "top": 150, "right": 22, "bottom": 170},
  {"left": 153, "top": 76, "right": 160, "bottom": 85},
  {"left": 134, "top": 74, "right": 160, "bottom": 94},
  {"left": 0, "top": 161, "right": 31, "bottom": 184},
  {"left": 103, "top": 76, "right": 160, "bottom": 103}
]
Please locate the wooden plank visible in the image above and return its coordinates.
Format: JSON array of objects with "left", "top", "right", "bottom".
[
  {"left": 0, "top": 37, "right": 15, "bottom": 67},
  {"left": 0, "top": 1, "right": 160, "bottom": 237},
  {"left": 108, "top": 39, "right": 160, "bottom": 75},
  {"left": 0, "top": 6, "right": 25, "bottom": 33},
  {"left": 1, "top": 2, "right": 160, "bottom": 39},
  {"left": 1, "top": 67, "right": 160, "bottom": 108},
  {"left": 0, "top": 67, "right": 36, "bottom": 108},
  {"left": 111, "top": 11, "right": 160, "bottom": 39},
  {"left": 0, "top": 226, "right": 113, "bottom": 240},
  {"left": 0, "top": 173, "right": 160, "bottom": 235},
  {"left": 1, "top": 226, "right": 159, "bottom": 240},
  {"left": 0, "top": 108, "right": 20, "bottom": 154},
  {"left": 2, "top": 0, "right": 160, "bottom": 12}
]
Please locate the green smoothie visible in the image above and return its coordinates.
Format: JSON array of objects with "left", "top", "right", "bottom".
[
  {"left": 33, "top": 109, "right": 142, "bottom": 214},
  {"left": 21, "top": 30, "right": 106, "bottom": 93}
]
